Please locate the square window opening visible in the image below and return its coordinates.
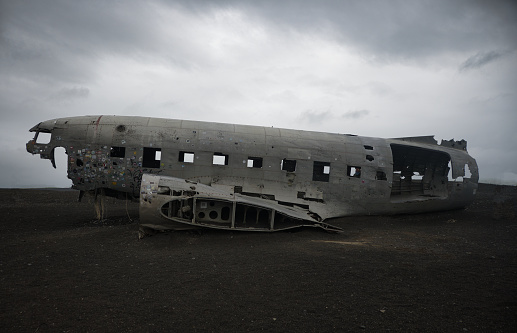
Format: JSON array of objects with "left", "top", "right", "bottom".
[
  {"left": 143, "top": 147, "right": 161, "bottom": 168},
  {"left": 376, "top": 171, "right": 387, "bottom": 181},
  {"left": 348, "top": 166, "right": 361, "bottom": 178},
  {"left": 313, "top": 161, "right": 330, "bottom": 182},
  {"left": 281, "top": 159, "right": 296, "bottom": 172},
  {"left": 179, "top": 151, "right": 195, "bottom": 163},
  {"left": 213, "top": 152, "right": 229, "bottom": 165},
  {"left": 247, "top": 156, "right": 263, "bottom": 168}
]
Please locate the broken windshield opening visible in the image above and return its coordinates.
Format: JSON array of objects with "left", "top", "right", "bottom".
[{"left": 35, "top": 132, "right": 51, "bottom": 144}]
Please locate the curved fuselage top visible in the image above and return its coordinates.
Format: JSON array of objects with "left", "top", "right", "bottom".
[{"left": 27, "top": 115, "right": 478, "bottom": 218}]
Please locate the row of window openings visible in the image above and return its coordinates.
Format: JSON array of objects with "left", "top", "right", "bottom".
[{"left": 110, "top": 147, "right": 384, "bottom": 181}]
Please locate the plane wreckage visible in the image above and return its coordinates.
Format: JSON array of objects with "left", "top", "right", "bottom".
[{"left": 27, "top": 115, "right": 478, "bottom": 235}]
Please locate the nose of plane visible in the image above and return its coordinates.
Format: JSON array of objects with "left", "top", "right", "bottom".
[{"left": 26, "top": 138, "right": 35, "bottom": 154}]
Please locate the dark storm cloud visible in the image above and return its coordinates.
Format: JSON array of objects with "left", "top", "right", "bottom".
[
  {"left": 0, "top": 0, "right": 198, "bottom": 85},
  {"left": 1, "top": 1, "right": 129, "bottom": 83},
  {"left": 3, "top": 0, "right": 515, "bottom": 82},
  {"left": 459, "top": 51, "right": 506, "bottom": 72},
  {"left": 179, "top": 0, "right": 517, "bottom": 61}
]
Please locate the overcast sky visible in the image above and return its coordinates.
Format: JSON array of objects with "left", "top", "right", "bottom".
[{"left": 1, "top": 0, "right": 516, "bottom": 188}]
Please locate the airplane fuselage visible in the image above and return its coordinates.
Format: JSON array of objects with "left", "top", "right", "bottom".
[{"left": 27, "top": 115, "right": 478, "bottom": 232}]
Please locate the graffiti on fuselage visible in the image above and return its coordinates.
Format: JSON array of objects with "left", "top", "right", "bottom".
[
  {"left": 127, "top": 168, "right": 164, "bottom": 197},
  {"left": 64, "top": 144, "right": 163, "bottom": 197}
]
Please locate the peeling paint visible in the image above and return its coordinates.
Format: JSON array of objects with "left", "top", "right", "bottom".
[{"left": 27, "top": 116, "right": 479, "bottom": 234}]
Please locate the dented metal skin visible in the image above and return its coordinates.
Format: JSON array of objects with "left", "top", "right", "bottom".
[{"left": 27, "top": 115, "right": 479, "bottom": 233}]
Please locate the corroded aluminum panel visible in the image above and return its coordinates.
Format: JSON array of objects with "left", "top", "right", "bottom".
[
  {"left": 27, "top": 115, "right": 479, "bottom": 235},
  {"left": 139, "top": 174, "right": 343, "bottom": 236}
]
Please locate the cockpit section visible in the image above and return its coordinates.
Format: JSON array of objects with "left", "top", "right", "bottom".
[{"left": 26, "top": 121, "right": 60, "bottom": 169}]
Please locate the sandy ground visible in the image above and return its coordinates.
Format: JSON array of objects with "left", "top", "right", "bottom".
[{"left": 0, "top": 184, "right": 516, "bottom": 332}]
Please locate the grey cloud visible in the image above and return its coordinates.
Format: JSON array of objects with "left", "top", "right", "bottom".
[
  {"left": 185, "top": 0, "right": 517, "bottom": 62},
  {"left": 268, "top": 90, "right": 300, "bottom": 103},
  {"left": 4, "top": 0, "right": 516, "bottom": 83},
  {"left": 366, "top": 82, "right": 392, "bottom": 96},
  {"left": 342, "top": 110, "right": 369, "bottom": 119},
  {"left": 298, "top": 109, "right": 370, "bottom": 124},
  {"left": 0, "top": 0, "right": 201, "bottom": 86},
  {"left": 459, "top": 51, "right": 506, "bottom": 72},
  {"left": 1, "top": 0, "right": 516, "bottom": 187},
  {"left": 2, "top": 1, "right": 160, "bottom": 55},
  {"left": 50, "top": 87, "right": 90, "bottom": 101},
  {"left": 299, "top": 110, "right": 333, "bottom": 124}
]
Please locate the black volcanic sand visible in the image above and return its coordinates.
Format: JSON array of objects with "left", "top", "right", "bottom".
[{"left": 0, "top": 184, "right": 516, "bottom": 332}]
